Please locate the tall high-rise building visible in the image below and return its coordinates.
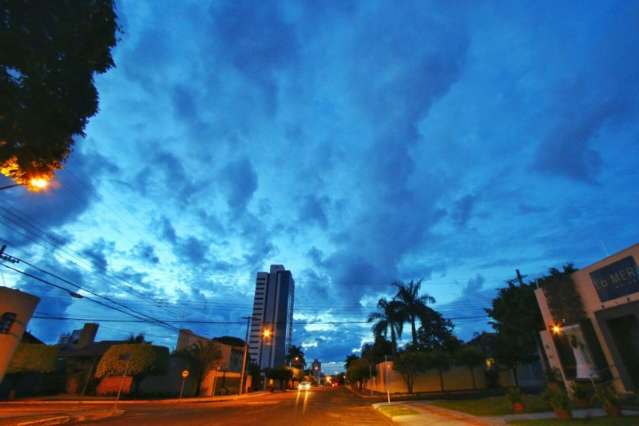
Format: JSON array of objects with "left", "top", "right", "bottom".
[{"left": 248, "top": 265, "right": 295, "bottom": 369}]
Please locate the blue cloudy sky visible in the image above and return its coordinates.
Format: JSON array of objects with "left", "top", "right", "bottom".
[{"left": 2, "top": 0, "right": 639, "bottom": 373}]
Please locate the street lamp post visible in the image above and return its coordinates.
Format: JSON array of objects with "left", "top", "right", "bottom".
[
  {"left": 239, "top": 316, "right": 251, "bottom": 395},
  {"left": 0, "top": 177, "right": 50, "bottom": 192},
  {"left": 114, "top": 353, "right": 131, "bottom": 411}
]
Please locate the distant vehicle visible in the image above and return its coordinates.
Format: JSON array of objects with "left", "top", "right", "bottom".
[{"left": 298, "top": 381, "right": 311, "bottom": 391}]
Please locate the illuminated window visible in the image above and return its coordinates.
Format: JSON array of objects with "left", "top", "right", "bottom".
[{"left": 0, "top": 312, "right": 17, "bottom": 334}]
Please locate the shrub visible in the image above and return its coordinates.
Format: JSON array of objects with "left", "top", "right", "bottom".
[
  {"left": 506, "top": 386, "right": 523, "bottom": 404},
  {"left": 544, "top": 386, "right": 572, "bottom": 412},
  {"left": 7, "top": 344, "right": 59, "bottom": 374},
  {"left": 95, "top": 344, "right": 169, "bottom": 378}
]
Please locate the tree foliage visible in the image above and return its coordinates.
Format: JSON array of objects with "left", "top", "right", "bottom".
[
  {"left": 368, "top": 298, "right": 404, "bottom": 354},
  {"left": 266, "top": 366, "right": 293, "bottom": 389},
  {"left": 393, "top": 280, "right": 436, "bottom": 346},
  {"left": 286, "top": 345, "right": 305, "bottom": 368},
  {"left": 95, "top": 344, "right": 169, "bottom": 378},
  {"left": 7, "top": 343, "right": 59, "bottom": 374},
  {"left": 0, "top": 0, "right": 119, "bottom": 183},
  {"left": 346, "top": 358, "right": 371, "bottom": 388},
  {"left": 456, "top": 346, "right": 484, "bottom": 389},
  {"left": 361, "top": 336, "right": 393, "bottom": 365},
  {"left": 536, "top": 264, "right": 584, "bottom": 325},
  {"left": 413, "top": 307, "right": 461, "bottom": 352},
  {"left": 393, "top": 350, "right": 429, "bottom": 393},
  {"left": 344, "top": 354, "right": 359, "bottom": 371},
  {"left": 486, "top": 278, "right": 544, "bottom": 385}
]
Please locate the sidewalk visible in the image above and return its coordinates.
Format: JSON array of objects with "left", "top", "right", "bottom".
[
  {"left": 2, "top": 391, "right": 268, "bottom": 406},
  {"left": 373, "top": 400, "right": 639, "bottom": 425}
]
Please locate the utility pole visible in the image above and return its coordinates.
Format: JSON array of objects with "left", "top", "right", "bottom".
[
  {"left": 515, "top": 269, "right": 526, "bottom": 286},
  {"left": 239, "top": 315, "right": 251, "bottom": 395}
]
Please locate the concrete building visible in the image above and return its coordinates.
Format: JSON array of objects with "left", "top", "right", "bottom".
[
  {"left": 248, "top": 265, "right": 295, "bottom": 369},
  {"left": 0, "top": 286, "right": 40, "bottom": 383},
  {"left": 535, "top": 243, "right": 639, "bottom": 394},
  {"left": 176, "top": 329, "right": 247, "bottom": 395}
]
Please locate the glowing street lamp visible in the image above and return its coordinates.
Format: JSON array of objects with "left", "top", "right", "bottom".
[
  {"left": 263, "top": 328, "right": 272, "bottom": 339},
  {"left": 1, "top": 176, "right": 51, "bottom": 192},
  {"left": 551, "top": 324, "right": 562, "bottom": 335}
]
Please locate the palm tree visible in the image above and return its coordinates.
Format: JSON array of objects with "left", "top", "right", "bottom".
[
  {"left": 286, "top": 345, "right": 305, "bottom": 368},
  {"left": 367, "top": 298, "right": 404, "bottom": 355},
  {"left": 394, "top": 280, "right": 436, "bottom": 346}
]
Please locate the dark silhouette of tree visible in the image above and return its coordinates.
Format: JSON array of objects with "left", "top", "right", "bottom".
[
  {"left": 427, "top": 350, "right": 450, "bottom": 392},
  {"left": 414, "top": 307, "right": 461, "bottom": 352},
  {"left": 456, "top": 346, "right": 484, "bottom": 390},
  {"left": 266, "top": 366, "right": 293, "bottom": 390},
  {"left": 368, "top": 298, "right": 404, "bottom": 355},
  {"left": 0, "top": 0, "right": 119, "bottom": 183},
  {"left": 486, "top": 277, "right": 544, "bottom": 386},
  {"left": 393, "top": 350, "right": 429, "bottom": 394},
  {"left": 535, "top": 264, "right": 583, "bottom": 325},
  {"left": 286, "top": 345, "right": 305, "bottom": 368},
  {"left": 361, "top": 336, "right": 393, "bottom": 365},
  {"left": 344, "top": 354, "right": 359, "bottom": 371},
  {"left": 126, "top": 333, "right": 148, "bottom": 343},
  {"left": 393, "top": 280, "right": 435, "bottom": 346}
]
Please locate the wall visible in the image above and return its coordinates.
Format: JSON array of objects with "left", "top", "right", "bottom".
[
  {"left": 363, "top": 360, "right": 543, "bottom": 394},
  {"left": 0, "top": 287, "right": 39, "bottom": 383}
]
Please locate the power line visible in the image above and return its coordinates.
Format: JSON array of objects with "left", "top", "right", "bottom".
[
  {"left": 31, "top": 313, "right": 489, "bottom": 324},
  {"left": 1, "top": 263, "right": 180, "bottom": 331},
  {"left": 3, "top": 253, "right": 184, "bottom": 331}
]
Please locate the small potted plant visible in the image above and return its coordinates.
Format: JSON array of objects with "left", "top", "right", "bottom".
[
  {"left": 544, "top": 386, "right": 572, "bottom": 419},
  {"left": 506, "top": 387, "right": 525, "bottom": 413},
  {"left": 571, "top": 381, "right": 593, "bottom": 409},
  {"left": 594, "top": 383, "right": 622, "bottom": 417}
]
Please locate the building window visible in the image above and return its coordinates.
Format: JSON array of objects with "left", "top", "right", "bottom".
[{"left": 0, "top": 312, "right": 17, "bottom": 334}]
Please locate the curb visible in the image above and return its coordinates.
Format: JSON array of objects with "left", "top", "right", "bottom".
[{"left": 17, "top": 416, "right": 70, "bottom": 426}]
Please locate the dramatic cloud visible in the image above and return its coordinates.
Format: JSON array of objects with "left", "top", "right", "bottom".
[{"left": 3, "top": 1, "right": 638, "bottom": 368}]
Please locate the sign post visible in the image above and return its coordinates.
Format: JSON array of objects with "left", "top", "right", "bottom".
[
  {"left": 114, "top": 353, "right": 131, "bottom": 411},
  {"left": 180, "top": 369, "right": 189, "bottom": 399}
]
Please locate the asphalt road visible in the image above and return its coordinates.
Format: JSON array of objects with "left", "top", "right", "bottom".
[
  {"left": 0, "top": 387, "right": 392, "bottom": 426},
  {"left": 89, "top": 387, "right": 392, "bottom": 426}
]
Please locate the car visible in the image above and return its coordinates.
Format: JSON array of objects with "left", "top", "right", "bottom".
[{"left": 298, "top": 381, "right": 311, "bottom": 391}]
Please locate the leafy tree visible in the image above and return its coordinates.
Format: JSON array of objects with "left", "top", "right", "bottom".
[
  {"left": 413, "top": 307, "right": 461, "bottom": 352},
  {"left": 7, "top": 343, "right": 59, "bottom": 374},
  {"left": 368, "top": 298, "right": 404, "bottom": 355},
  {"left": 486, "top": 278, "right": 544, "bottom": 386},
  {"left": 95, "top": 344, "right": 169, "bottom": 379},
  {"left": 535, "top": 265, "right": 583, "bottom": 325},
  {"left": 0, "top": 0, "right": 119, "bottom": 183},
  {"left": 266, "top": 366, "right": 293, "bottom": 389},
  {"left": 456, "top": 346, "right": 484, "bottom": 390},
  {"left": 286, "top": 345, "right": 305, "bottom": 368},
  {"left": 393, "top": 280, "right": 436, "bottom": 346},
  {"left": 344, "top": 354, "right": 359, "bottom": 371},
  {"left": 427, "top": 350, "right": 451, "bottom": 392},
  {"left": 393, "top": 350, "right": 429, "bottom": 394},
  {"left": 176, "top": 340, "right": 223, "bottom": 395},
  {"left": 346, "top": 358, "right": 371, "bottom": 390},
  {"left": 361, "top": 336, "right": 393, "bottom": 365}
]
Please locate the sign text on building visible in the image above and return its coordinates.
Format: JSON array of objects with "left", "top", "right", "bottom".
[{"left": 590, "top": 256, "right": 639, "bottom": 302}]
